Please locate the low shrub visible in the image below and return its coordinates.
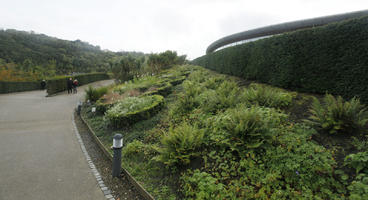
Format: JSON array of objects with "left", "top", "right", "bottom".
[
  {"left": 122, "top": 140, "right": 159, "bottom": 161},
  {"left": 348, "top": 173, "right": 368, "bottom": 200},
  {"left": 201, "top": 76, "right": 226, "bottom": 90},
  {"left": 168, "top": 76, "right": 186, "bottom": 86},
  {"left": 105, "top": 95, "right": 164, "bottom": 128},
  {"left": 85, "top": 85, "right": 109, "bottom": 102},
  {"left": 143, "top": 82, "right": 172, "bottom": 97},
  {"left": 210, "top": 105, "right": 288, "bottom": 149},
  {"left": 214, "top": 80, "right": 241, "bottom": 110},
  {"left": 156, "top": 123, "right": 204, "bottom": 169},
  {"left": 95, "top": 99, "right": 112, "bottom": 114},
  {"left": 114, "top": 76, "right": 161, "bottom": 94},
  {"left": 187, "top": 69, "right": 211, "bottom": 84},
  {"left": 306, "top": 94, "right": 368, "bottom": 135},
  {"left": 195, "top": 80, "right": 240, "bottom": 114},
  {"left": 241, "top": 83, "right": 294, "bottom": 108},
  {"left": 181, "top": 169, "right": 226, "bottom": 200},
  {"left": 169, "top": 80, "right": 202, "bottom": 118},
  {"left": 345, "top": 152, "right": 368, "bottom": 174}
]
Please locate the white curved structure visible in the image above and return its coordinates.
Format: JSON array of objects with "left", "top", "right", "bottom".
[{"left": 206, "top": 9, "right": 368, "bottom": 54}]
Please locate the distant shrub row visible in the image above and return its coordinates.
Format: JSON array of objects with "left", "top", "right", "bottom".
[
  {"left": 46, "top": 73, "right": 109, "bottom": 95},
  {"left": 192, "top": 16, "right": 368, "bottom": 104},
  {"left": 0, "top": 81, "right": 41, "bottom": 94}
]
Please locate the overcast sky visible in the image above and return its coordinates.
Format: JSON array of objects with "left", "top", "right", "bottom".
[{"left": 0, "top": 0, "right": 367, "bottom": 59}]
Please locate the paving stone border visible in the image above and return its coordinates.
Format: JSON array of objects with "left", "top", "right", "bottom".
[{"left": 72, "top": 114, "right": 115, "bottom": 200}]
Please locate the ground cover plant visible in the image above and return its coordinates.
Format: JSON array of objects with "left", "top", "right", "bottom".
[{"left": 81, "top": 65, "right": 368, "bottom": 199}]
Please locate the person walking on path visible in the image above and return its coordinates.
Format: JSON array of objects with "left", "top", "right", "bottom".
[
  {"left": 67, "top": 78, "right": 73, "bottom": 94},
  {"left": 73, "top": 79, "right": 78, "bottom": 94}
]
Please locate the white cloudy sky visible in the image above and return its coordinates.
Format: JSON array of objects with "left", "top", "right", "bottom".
[{"left": 0, "top": 0, "right": 367, "bottom": 59}]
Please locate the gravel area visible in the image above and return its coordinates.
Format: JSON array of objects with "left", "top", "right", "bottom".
[{"left": 74, "top": 112, "right": 144, "bottom": 200}]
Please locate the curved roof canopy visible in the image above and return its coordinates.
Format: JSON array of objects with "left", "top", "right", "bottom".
[{"left": 206, "top": 9, "right": 368, "bottom": 54}]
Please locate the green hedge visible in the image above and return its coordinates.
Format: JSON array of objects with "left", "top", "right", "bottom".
[
  {"left": 0, "top": 81, "right": 41, "bottom": 94},
  {"left": 46, "top": 73, "right": 109, "bottom": 95},
  {"left": 192, "top": 16, "right": 368, "bottom": 103},
  {"left": 143, "top": 82, "right": 173, "bottom": 97},
  {"left": 106, "top": 95, "right": 164, "bottom": 128}
]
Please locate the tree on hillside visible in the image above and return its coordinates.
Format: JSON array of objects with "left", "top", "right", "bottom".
[
  {"left": 112, "top": 55, "right": 144, "bottom": 82},
  {"left": 147, "top": 50, "right": 187, "bottom": 74}
]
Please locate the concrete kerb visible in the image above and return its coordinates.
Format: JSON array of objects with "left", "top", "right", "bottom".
[
  {"left": 72, "top": 114, "right": 116, "bottom": 200},
  {"left": 79, "top": 111, "right": 155, "bottom": 200}
]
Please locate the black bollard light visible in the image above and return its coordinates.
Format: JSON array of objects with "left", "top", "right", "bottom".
[{"left": 112, "top": 134, "right": 123, "bottom": 178}]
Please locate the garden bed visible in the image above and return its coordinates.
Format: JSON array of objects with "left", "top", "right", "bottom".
[{"left": 82, "top": 65, "right": 368, "bottom": 199}]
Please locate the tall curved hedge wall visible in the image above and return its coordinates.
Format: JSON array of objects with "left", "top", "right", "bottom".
[
  {"left": 46, "top": 73, "right": 110, "bottom": 95},
  {"left": 193, "top": 16, "right": 368, "bottom": 103},
  {"left": 0, "top": 81, "right": 41, "bottom": 94}
]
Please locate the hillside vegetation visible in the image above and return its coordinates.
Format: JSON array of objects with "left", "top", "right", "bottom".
[
  {"left": 192, "top": 15, "right": 368, "bottom": 104},
  {"left": 82, "top": 65, "right": 368, "bottom": 200},
  {"left": 0, "top": 29, "right": 187, "bottom": 95},
  {"left": 0, "top": 29, "right": 118, "bottom": 75}
]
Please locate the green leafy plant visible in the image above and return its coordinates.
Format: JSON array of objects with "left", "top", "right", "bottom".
[
  {"left": 181, "top": 169, "right": 226, "bottom": 200},
  {"left": 306, "top": 94, "right": 368, "bottom": 134},
  {"left": 348, "top": 173, "right": 368, "bottom": 200},
  {"left": 210, "top": 105, "right": 287, "bottom": 149},
  {"left": 195, "top": 80, "right": 240, "bottom": 113},
  {"left": 85, "top": 85, "right": 109, "bottom": 102},
  {"left": 351, "top": 135, "right": 368, "bottom": 151},
  {"left": 345, "top": 151, "right": 368, "bottom": 174},
  {"left": 122, "top": 140, "right": 159, "bottom": 161},
  {"left": 105, "top": 95, "right": 164, "bottom": 128},
  {"left": 213, "top": 80, "right": 241, "bottom": 110},
  {"left": 169, "top": 80, "right": 202, "bottom": 118},
  {"left": 114, "top": 75, "right": 162, "bottom": 94},
  {"left": 156, "top": 123, "right": 204, "bottom": 169},
  {"left": 240, "top": 83, "right": 294, "bottom": 108}
]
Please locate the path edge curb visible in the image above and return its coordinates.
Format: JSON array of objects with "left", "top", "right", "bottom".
[
  {"left": 79, "top": 112, "right": 155, "bottom": 200},
  {"left": 72, "top": 114, "right": 115, "bottom": 200}
]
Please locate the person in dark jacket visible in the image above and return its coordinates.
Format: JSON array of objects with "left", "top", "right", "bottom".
[
  {"left": 67, "top": 78, "right": 73, "bottom": 94},
  {"left": 40, "top": 80, "right": 46, "bottom": 90}
]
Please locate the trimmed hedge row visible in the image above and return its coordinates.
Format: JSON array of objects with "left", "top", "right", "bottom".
[
  {"left": 106, "top": 95, "right": 164, "bottom": 128},
  {"left": 46, "top": 73, "right": 109, "bottom": 95},
  {"left": 144, "top": 82, "right": 173, "bottom": 97},
  {"left": 192, "top": 16, "right": 368, "bottom": 103},
  {"left": 0, "top": 81, "right": 41, "bottom": 94}
]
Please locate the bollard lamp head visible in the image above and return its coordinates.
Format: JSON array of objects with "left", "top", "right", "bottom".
[{"left": 113, "top": 134, "right": 123, "bottom": 148}]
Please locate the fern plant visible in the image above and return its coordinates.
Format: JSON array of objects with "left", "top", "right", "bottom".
[
  {"left": 156, "top": 123, "right": 204, "bottom": 169},
  {"left": 306, "top": 94, "right": 368, "bottom": 135},
  {"left": 211, "top": 105, "right": 287, "bottom": 149},
  {"left": 241, "top": 83, "right": 293, "bottom": 108},
  {"left": 85, "top": 85, "right": 108, "bottom": 102}
]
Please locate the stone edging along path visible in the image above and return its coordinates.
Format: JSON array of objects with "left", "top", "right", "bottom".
[
  {"left": 79, "top": 111, "right": 155, "bottom": 200},
  {"left": 72, "top": 114, "right": 115, "bottom": 200}
]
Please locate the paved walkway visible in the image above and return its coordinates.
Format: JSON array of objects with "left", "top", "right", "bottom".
[{"left": 0, "top": 80, "right": 114, "bottom": 200}]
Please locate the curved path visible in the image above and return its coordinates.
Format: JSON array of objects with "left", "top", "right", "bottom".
[{"left": 0, "top": 80, "right": 114, "bottom": 200}]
